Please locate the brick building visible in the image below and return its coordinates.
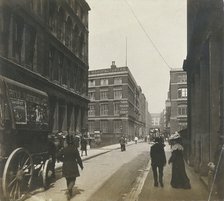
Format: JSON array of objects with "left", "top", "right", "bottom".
[
  {"left": 88, "top": 62, "right": 149, "bottom": 144},
  {"left": 0, "top": 0, "right": 90, "bottom": 136},
  {"left": 167, "top": 69, "right": 187, "bottom": 135}
]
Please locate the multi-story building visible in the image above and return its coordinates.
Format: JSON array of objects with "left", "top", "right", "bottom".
[
  {"left": 183, "top": 1, "right": 224, "bottom": 199},
  {"left": 165, "top": 96, "right": 171, "bottom": 136},
  {"left": 168, "top": 69, "right": 187, "bottom": 134},
  {"left": 0, "top": 0, "right": 90, "bottom": 135},
  {"left": 150, "top": 113, "right": 161, "bottom": 129},
  {"left": 88, "top": 61, "right": 149, "bottom": 143}
]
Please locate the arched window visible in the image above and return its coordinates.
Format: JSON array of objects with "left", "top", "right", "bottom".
[
  {"left": 57, "top": 7, "right": 65, "bottom": 42},
  {"left": 72, "top": 25, "right": 79, "bottom": 54},
  {"left": 36, "top": 0, "right": 42, "bottom": 16},
  {"left": 65, "top": 16, "right": 72, "bottom": 48},
  {"left": 48, "top": 0, "right": 57, "bottom": 33},
  {"left": 79, "top": 32, "right": 84, "bottom": 58}
]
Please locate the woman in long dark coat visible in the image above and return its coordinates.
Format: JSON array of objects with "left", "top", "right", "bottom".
[
  {"left": 168, "top": 133, "right": 191, "bottom": 189},
  {"left": 59, "top": 135, "right": 84, "bottom": 200}
]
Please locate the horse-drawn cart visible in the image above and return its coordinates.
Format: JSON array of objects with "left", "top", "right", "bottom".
[{"left": 0, "top": 76, "right": 53, "bottom": 200}]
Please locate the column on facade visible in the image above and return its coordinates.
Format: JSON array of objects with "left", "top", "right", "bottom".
[
  {"left": 192, "top": 67, "right": 201, "bottom": 172},
  {"left": 68, "top": 104, "right": 75, "bottom": 135},
  {"left": 52, "top": 100, "right": 59, "bottom": 133},
  {"left": 209, "top": 32, "right": 222, "bottom": 162},
  {"left": 58, "top": 100, "right": 67, "bottom": 134},
  {"left": 199, "top": 40, "right": 210, "bottom": 175},
  {"left": 75, "top": 105, "right": 81, "bottom": 133}
]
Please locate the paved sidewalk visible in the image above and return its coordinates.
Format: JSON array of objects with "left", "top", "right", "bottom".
[{"left": 55, "top": 141, "right": 136, "bottom": 169}]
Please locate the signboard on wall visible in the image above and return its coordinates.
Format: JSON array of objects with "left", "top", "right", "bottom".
[{"left": 11, "top": 98, "right": 27, "bottom": 124}]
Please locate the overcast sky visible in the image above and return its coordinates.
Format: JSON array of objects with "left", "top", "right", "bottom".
[{"left": 86, "top": 0, "right": 187, "bottom": 113}]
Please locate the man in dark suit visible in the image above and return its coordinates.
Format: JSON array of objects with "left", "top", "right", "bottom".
[{"left": 150, "top": 137, "right": 166, "bottom": 187}]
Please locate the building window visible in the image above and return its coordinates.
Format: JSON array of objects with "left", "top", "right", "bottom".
[
  {"left": 179, "top": 122, "right": 187, "bottom": 130},
  {"left": 88, "top": 105, "right": 95, "bottom": 116},
  {"left": 178, "top": 105, "right": 187, "bottom": 116},
  {"left": 72, "top": 25, "right": 79, "bottom": 54},
  {"left": 178, "top": 75, "right": 187, "bottom": 83},
  {"left": 12, "top": 16, "right": 24, "bottom": 62},
  {"left": 88, "top": 80, "right": 95, "bottom": 87},
  {"left": 48, "top": 47, "right": 55, "bottom": 79},
  {"left": 100, "top": 89, "right": 108, "bottom": 100},
  {"left": 114, "top": 77, "right": 122, "bottom": 85},
  {"left": 57, "top": 7, "right": 65, "bottom": 42},
  {"left": 114, "top": 87, "right": 122, "bottom": 99},
  {"left": 114, "top": 102, "right": 120, "bottom": 115},
  {"left": 25, "top": 25, "right": 36, "bottom": 68},
  {"left": 62, "top": 60, "right": 69, "bottom": 86},
  {"left": 100, "top": 120, "right": 108, "bottom": 133},
  {"left": 178, "top": 88, "right": 187, "bottom": 98},
  {"left": 88, "top": 121, "right": 95, "bottom": 133},
  {"left": 114, "top": 120, "right": 122, "bottom": 133},
  {"left": 100, "top": 79, "right": 108, "bottom": 86},
  {"left": 48, "top": 0, "right": 57, "bottom": 32},
  {"left": 65, "top": 17, "right": 72, "bottom": 48},
  {"left": 100, "top": 104, "right": 108, "bottom": 116},
  {"left": 88, "top": 91, "right": 95, "bottom": 100}
]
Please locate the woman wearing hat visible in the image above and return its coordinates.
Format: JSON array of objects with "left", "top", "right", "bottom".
[
  {"left": 168, "top": 132, "right": 191, "bottom": 189},
  {"left": 58, "top": 135, "right": 84, "bottom": 200}
]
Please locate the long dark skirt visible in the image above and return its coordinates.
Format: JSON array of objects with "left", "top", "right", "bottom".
[{"left": 170, "top": 150, "right": 191, "bottom": 189}]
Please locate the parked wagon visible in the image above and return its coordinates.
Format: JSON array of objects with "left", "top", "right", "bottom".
[{"left": 0, "top": 76, "right": 54, "bottom": 201}]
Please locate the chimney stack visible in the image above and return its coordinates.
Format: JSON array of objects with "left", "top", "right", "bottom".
[{"left": 111, "top": 61, "right": 116, "bottom": 69}]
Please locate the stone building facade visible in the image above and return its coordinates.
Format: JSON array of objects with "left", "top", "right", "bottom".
[
  {"left": 88, "top": 62, "right": 149, "bottom": 144},
  {"left": 0, "top": 0, "right": 90, "bottom": 136},
  {"left": 183, "top": 0, "right": 224, "bottom": 199}
]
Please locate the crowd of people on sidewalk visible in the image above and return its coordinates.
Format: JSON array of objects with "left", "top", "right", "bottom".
[{"left": 46, "top": 130, "right": 193, "bottom": 200}]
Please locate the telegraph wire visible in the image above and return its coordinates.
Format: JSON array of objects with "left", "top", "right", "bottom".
[{"left": 124, "top": 0, "right": 172, "bottom": 70}]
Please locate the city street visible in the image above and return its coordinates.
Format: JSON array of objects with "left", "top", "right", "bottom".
[{"left": 24, "top": 142, "right": 210, "bottom": 201}]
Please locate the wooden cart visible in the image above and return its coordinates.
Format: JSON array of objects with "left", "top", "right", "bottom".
[{"left": 0, "top": 76, "right": 53, "bottom": 201}]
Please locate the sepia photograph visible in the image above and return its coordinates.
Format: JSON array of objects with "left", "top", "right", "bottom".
[{"left": 0, "top": 0, "right": 224, "bottom": 201}]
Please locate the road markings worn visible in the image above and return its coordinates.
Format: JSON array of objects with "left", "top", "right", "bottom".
[{"left": 123, "top": 160, "right": 151, "bottom": 201}]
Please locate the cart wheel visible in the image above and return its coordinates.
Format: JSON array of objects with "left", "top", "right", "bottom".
[
  {"left": 42, "top": 159, "right": 53, "bottom": 189},
  {"left": 2, "top": 147, "right": 33, "bottom": 201}
]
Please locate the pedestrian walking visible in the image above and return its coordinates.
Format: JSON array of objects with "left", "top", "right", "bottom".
[
  {"left": 80, "top": 136, "right": 88, "bottom": 156},
  {"left": 134, "top": 136, "right": 138, "bottom": 144},
  {"left": 47, "top": 135, "right": 57, "bottom": 178},
  {"left": 150, "top": 137, "right": 166, "bottom": 187},
  {"left": 119, "top": 136, "right": 126, "bottom": 151},
  {"left": 168, "top": 132, "right": 191, "bottom": 189},
  {"left": 58, "top": 135, "right": 84, "bottom": 200}
]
